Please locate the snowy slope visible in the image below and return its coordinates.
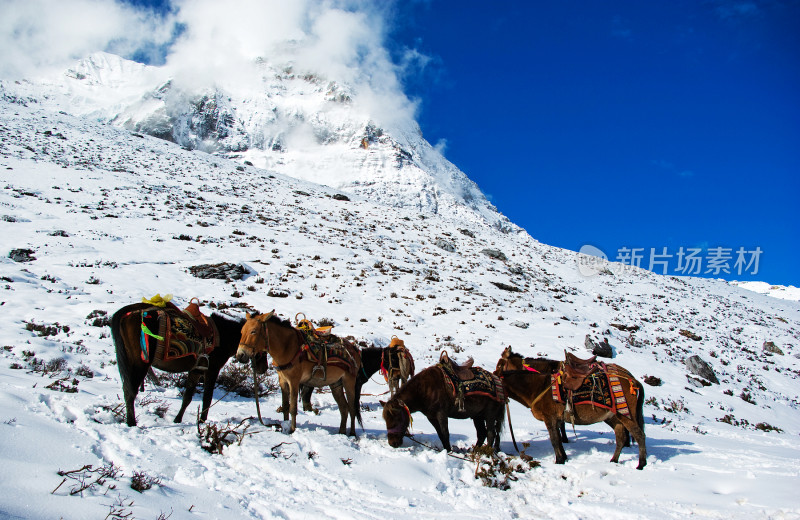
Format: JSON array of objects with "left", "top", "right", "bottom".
[
  {"left": 0, "top": 52, "right": 507, "bottom": 229},
  {"left": 1, "top": 89, "right": 800, "bottom": 518}
]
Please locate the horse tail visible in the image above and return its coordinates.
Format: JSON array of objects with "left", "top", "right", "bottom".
[
  {"left": 354, "top": 378, "right": 365, "bottom": 431},
  {"left": 636, "top": 383, "right": 646, "bottom": 434},
  {"left": 111, "top": 306, "right": 136, "bottom": 399}
]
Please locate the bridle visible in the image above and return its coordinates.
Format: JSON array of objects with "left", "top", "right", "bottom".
[
  {"left": 386, "top": 399, "right": 413, "bottom": 436},
  {"left": 238, "top": 312, "right": 273, "bottom": 361}
]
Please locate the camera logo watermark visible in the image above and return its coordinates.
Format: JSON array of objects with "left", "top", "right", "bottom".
[{"left": 577, "top": 245, "right": 763, "bottom": 278}]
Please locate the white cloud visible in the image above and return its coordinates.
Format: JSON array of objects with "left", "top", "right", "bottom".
[
  {"left": 0, "top": 0, "right": 423, "bottom": 133},
  {"left": 0, "top": 0, "right": 173, "bottom": 79}
]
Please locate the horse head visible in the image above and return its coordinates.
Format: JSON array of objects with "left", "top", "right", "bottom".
[
  {"left": 236, "top": 310, "right": 274, "bottom": 366},
  {"left": 380, "top": 398, "right": 412, "bottom": 448}
]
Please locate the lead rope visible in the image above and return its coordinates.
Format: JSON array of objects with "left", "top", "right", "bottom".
[
  {"left": 253, "top": 360, "right": 267, "bottom": 426},
  {"left": 506, "top": 399, "right": 520, "bottom": 453}
]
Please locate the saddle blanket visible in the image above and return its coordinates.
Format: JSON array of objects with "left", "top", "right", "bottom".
[
  {"left": 439, "top": 363, "right": 506, "bottom": 403},
  {"left": 551, "top": 372, "right": 632, "bottom": 418},
  {"left": 140, "top": 308, "right": 214, "bottom": 363},
  {"left": 301, "top": 331, "right": 359, "bottom": 377}
]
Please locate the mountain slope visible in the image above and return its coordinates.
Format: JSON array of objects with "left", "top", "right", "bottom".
[
  {"left": 1, "top": 92, "right": 799, "bottom": 519},
  {"left": 1, "top": 52, "right": 509, "bottom": 229}
]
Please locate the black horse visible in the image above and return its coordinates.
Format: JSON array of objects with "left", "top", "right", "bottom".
[{"left": 111, "top": 303, "right": 244, "bottom": 426}]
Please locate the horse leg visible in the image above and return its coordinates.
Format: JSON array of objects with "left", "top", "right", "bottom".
[
  {"left": 473, "top": 418, "right": 488, "bottom": 448},
  {"left": 605, "top": 417, "right": 630, "bottom": 447},
  {"left": 618, "top": 415, "right": 647, "bottom": 470},
  {"left": 329, "top": 381, "right": 348, "bottom": 435},
  {"left": 123, "top": 363, "right": 150, "bottom": 427},
  {"left": 174, "top": 370, "right": 201, "bottom": 423},
  {"left": 610, "top": 420, "right": 627, "bottom": 463},
  {"left": 560, "top": 420, "right": 569, "bottom": 443},
  {"left": 544, "top": 415, "right": 568, "bottom": 464},
  {"left": 279, "top": 379, "right": 291, "bottom": 422},
  {"left": 343, "top": 376, "right": 359, "bottom": 437},
  {"left": 430, "top": 412, "right": 452, "bottom": 452},
  {"left": 300, "top": 384, "right": 315, "bottom": 412},
  {"left": 287, "top": 380, "right": 299, "bottom": 434}
]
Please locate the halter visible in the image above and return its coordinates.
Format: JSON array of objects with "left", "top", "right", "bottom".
[
  {"left": 239, "top": 312, "right": 273, "bottom": 358},
  {"left": 387, "top": 399, "right": 413, "bottom": 435}
]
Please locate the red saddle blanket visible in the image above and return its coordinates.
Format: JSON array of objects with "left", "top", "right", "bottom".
[{"left": 551, "top": 371, "right": 632, "bottom": 418}]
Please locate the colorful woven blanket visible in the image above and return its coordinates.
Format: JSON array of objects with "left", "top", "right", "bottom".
[
  {"left": 551, "top": 371, "right": 632, "bottom": 418},
  {"left": 140, "top": 307, "right": 215, "bottom": 364},
  {"left": 438, "top": 363, "right": 506, "bottom": 411}
]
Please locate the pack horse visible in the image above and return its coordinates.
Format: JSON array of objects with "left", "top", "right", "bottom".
[
  {"left": 236, "top": 311, "right": 362, "bottom": 436},
  {"left": 111, "top": 298, "right": 244, "bottom": 427}
]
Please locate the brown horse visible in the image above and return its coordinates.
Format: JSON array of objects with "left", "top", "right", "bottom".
[
  {"left": 495, "top": 348, "right": 569, "bottom": 442},
  {"left": 111, "top": 302, "right": 245, "bottom": 427},
  {"left": 497, "top": 353, "right": 647, "bottom": 469},
  {"left": 497, "top": 346, "right": 637, "bottom": 446},
  {"left": 298, "top": 343, "right": 414, "bottom": 411},
  {"left": 381, "top": 363, "right": 505, "bottom": 452},
  {"left": 235, "top": 312, "right": 361, "bottom": 436}
]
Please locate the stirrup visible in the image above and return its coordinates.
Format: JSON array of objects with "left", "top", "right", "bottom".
[
  {"left": 311, "top": 364, "right": 326, "bottom": 380},
  {"left": 194, "top": 354, "right": 210, "bottom": 372}
]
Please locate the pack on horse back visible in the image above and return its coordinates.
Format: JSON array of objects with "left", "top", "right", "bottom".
[
  {"left": 138, "top": 296, "right": 219, "bottom": 370},
  {"left": 437, "top": 351, "right": 505, "bottom": 412}
]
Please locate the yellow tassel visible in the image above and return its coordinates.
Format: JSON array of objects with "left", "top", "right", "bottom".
[{"left": 142, "top": 293, "right": 173, "bottom": 307}]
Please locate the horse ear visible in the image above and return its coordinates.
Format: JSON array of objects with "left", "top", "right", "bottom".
[
  {"left": 246, "top": 312, "right": 252, "bottom": 319},
  {"left": 379, "top": 400, "right": 387, "bottom": 407}
]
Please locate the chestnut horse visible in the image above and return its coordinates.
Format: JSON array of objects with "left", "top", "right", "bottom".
[
  {"left": 497, "top": 354, "right": 647, "bottom": 469},
  {"left": 497, "top": 346, "right": 636, "bottom": 446},
  {"left": 235, "top": 312, "right": 361, "bottom": 436},
  {"left": 111, "top": 303, "right": 244, "bottom": 427},
  {"left": 381, "top": 364, "right": 505, "bottom": 452}
]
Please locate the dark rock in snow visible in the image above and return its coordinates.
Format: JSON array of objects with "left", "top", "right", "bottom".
[
  {"left": 685, "top": 355, "right": 719, "bottom": 384},
  {"left": 481, "top": 248, "right": 507, "bottom": 261},
  {"left": 435, "top": 239, "right": 456, "bottom": 252},
  {"left": 8, "top": 248, "right": 35, "bottom": 263},
  {"left": 189, "top": 262, "right": 253, "bottom": 280},
  {"left": 763, "top": 341, "right": 784, "bottom": 355},
  {"left": 643, "top": 375, "right": 662, "bottom": 386}
]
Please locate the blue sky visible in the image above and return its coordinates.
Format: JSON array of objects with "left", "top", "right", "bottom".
[
  {"left": 387, "top": 1, "right": 799, "bottom": 286},
  {"left": 12, "top": 0, "right": 796, "bottom": 285}
]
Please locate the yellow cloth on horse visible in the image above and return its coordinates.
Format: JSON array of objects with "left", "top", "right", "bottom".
[{"left": 142, "top": 293, "right": 173, "bottom": 307}]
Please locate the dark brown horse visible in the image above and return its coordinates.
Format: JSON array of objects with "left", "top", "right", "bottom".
[
  {"left": 495, "top": 348, "right": 570, "bottom": 443},
  {"left": 111, "top": 302, "right": 244, "bottom": 427},
  {"left": 381, "top": 363, "right": 505, "bottom": 452},
  {"left": 235, "top": 312, "right": 362, "bottom": 436},
  {"left": 497, "top": 354, "right": 647, "bottom": 469}
]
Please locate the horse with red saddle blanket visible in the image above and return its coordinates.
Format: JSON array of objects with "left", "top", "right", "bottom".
[{"left": 496, "top": 348, "right": 647, "bottom": 469}]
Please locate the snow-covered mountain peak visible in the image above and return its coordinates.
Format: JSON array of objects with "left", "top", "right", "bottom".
[{"left": 1, "top": 52, "right": 507, "bottom": 229}]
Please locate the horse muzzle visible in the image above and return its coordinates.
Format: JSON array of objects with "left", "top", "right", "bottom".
[
  {"left": 387, "top": 433, "right": 405, "bottom": 448},
  {"left": 235, "top": 346, "right": 252, "bottom": 364}
]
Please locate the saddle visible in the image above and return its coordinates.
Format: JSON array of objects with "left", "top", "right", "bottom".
[
  {"left": 439, "top": 351, "right": 474, "bottom": 380},
  {"left": 293, "top": 314, "right": 359, "bottom": 379},
  {"left": 561, "top": 351, "right": 602, "bottom": 391},
  {"left": 138, "top": 297, "right": 218, "bottom": 367}
]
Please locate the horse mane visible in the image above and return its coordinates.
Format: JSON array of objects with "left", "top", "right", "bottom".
[
  {"left": 266, "top": 314, "right": 294, "bottom": 329},
  {"left": 210, "top": 312, "right": 244, "bottom": 332}
]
